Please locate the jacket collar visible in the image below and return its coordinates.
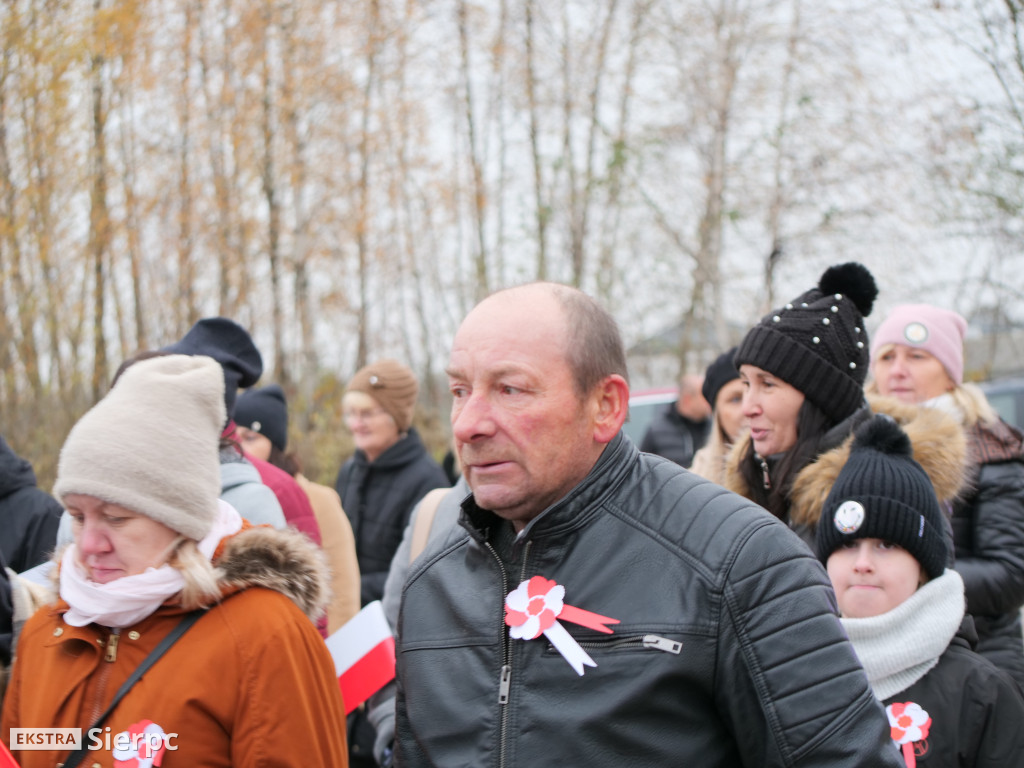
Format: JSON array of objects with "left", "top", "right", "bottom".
[
  {"left": 351, "top": 427, "right": 427, "bottom": 470},
  {"left": 723, "top": 395, "right": 968, "bottom": 529},
  {"left": 459, "top": 431, "right": 636, "bottom": 547}
]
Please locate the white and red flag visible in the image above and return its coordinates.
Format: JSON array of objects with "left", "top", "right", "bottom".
[
  {"left": 0, "top": 739, "right": 18, "bottom": 768},
  {"left": 325, "top": 600, "right": 396, "bottom": 715}
]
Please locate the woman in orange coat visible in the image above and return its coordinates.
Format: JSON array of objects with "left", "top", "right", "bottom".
[{"left": 1, "top": 354, "right": 347, "bottom": 767}]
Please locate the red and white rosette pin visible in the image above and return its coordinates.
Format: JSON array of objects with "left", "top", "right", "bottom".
[
  {"left": 886, "top": 701, "right": 931, "bottom": 768},
  {"left": 504, "top": 575, "right": 620, "bottom": 676}
]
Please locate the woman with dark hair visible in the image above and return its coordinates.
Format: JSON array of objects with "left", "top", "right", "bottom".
[
  {"left": 723, "top": 263, "right": 879, "bottom": 545},
  {"left": 723, "top": 264, "right": 966, "bottom": 550}
]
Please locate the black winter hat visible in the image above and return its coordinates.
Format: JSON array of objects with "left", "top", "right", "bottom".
[
  {"left": 161, "top": 317, "right": 263, "bottom": 422},
  {"left": 734, "top": 262, "right": 877, "bottom": 424},
  {"left": 234, "top": 384, "right": 289, "bottom": 452},
  {"left": 702, "top": 346, "right": 740, "bottom": 409},
  {"left": 815, "top": 414, "right": 948, "bottom": 580}
]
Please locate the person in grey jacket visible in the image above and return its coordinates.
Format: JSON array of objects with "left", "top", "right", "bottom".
[{"left": 393, "top": 282, "right": 902, "bottom": 768}]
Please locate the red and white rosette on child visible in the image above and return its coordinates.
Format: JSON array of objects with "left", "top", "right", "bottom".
[
  {"left": 886, "top": 701, "right": 931, "bottom": 768},
  {"left": 504, "top": 575, "right": 620, "bottom": 676}
]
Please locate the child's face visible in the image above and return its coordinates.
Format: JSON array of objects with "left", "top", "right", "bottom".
[{"left": 827, "top": 538, "right": 923, "bottom": 618}]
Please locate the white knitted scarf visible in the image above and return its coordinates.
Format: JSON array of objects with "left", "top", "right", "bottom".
[
  {"left": 60, "top": 500, "right": 242, "bottom": 628},
  {"left": 841, "top": 569, "right": 965, "bottom": 701}
]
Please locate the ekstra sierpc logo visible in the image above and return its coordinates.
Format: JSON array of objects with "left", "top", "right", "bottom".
[{"left": 11, "top": 721, "right": 178, "bottom": 764}]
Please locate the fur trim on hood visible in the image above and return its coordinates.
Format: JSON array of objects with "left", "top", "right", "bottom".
[
  {"left": 724, "top": 394, "right": 968, "bottom": 530},
  {"left": 215, "top": 525, "right": 330, "bottom": 621}
]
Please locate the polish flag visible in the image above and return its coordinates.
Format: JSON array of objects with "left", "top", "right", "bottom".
[
  {"left": 0, "top": 739, "right": 19, "bottom": 768},
  {"left": 325, "top": 600, "right": 396, "bottom": 715}
]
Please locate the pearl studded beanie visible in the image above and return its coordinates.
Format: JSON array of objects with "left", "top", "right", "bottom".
[
  {"left": 734, "top": 262, "right": 878, "bottom": 424},
  {"left": 54, "top": 354, "right": 226, "bottom": 541}
]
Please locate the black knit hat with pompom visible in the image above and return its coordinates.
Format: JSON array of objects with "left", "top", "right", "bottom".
[
  {"left": 734, "top": 262, "right": 877, "bottom": 424},
  {"left": 815, "top": 414, "right": 947, "bottom": 580}
]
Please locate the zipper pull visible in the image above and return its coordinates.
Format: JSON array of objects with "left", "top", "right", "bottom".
[
  {"left": 105, "top": 628, "right": 121, "bottom": 662},
  {"left": 643, "top": 635, "right": 682, "bottom": 654},
  {"left": 758, "top": 456, "right": 772, "bottom": 490},
  {"left": 498, "top": 664, "right": 511, "bottom": 704}
]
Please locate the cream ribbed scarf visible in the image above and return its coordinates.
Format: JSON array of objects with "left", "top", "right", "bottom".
[{"left": 841, "top": 569, "right": 964, "bottom": 701}]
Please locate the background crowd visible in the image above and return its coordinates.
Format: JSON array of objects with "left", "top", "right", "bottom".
[{"left": 0, "top": 262, "right": 1023, "bottom": 766}]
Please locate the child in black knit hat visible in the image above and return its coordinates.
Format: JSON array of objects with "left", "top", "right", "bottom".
[{"left": 817, "top": 414, "right": 1024, "bottom": 768}]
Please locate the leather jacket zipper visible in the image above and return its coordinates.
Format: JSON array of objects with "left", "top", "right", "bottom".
[
  {"left": 484, "top": 540, "right": 513, "bottom": 768},
  {"left": 554, "top": 633, "right": 682, "bottom": 654},
  {"left": 484, "top": 538, "right": 532, "bottom": 768}
]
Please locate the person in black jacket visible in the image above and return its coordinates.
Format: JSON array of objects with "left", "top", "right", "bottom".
[
  {"left": 818, "top": 414, "right": 1024, "bottom": 767},
  {"left": 0, "top": 434, "right": 62, "bottom": 572},
  {"left": 394, "top": 282, "right": 902, "bottom": 768},
  {"left": 639, "top": 373, "right": 710, "bottom": 466},
  {"left": 335, "top": 359, "right": 449, "bottom": 607},
  {"left": 336, "top": 358, "right": 449, "bottom": 767},
  {"left": 869, "top": 303, "right": 1024, "bottom": 689}
]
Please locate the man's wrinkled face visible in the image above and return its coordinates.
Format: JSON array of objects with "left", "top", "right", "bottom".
[{"left": 447, "top": 289, "right": 602, "bottom": 531}]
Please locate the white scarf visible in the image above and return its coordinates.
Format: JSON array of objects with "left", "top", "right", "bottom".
[
  {"left": 841, "top": 569, "right": 965, "bottom": 701},
  {"left": 60, "top": 500, "right": 243, "bottom": 628},
  {"left": 922, "top": 392, "right": 966, "bottom": 426}
]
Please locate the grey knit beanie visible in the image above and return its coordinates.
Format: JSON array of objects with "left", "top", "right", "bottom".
[{"left": 54, "top": 354, "right": 226, "bottom": 541}]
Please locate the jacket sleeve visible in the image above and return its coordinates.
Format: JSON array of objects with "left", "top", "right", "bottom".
[
  {"left": 965, "top": 661, "right": 1024, "bottom": 766},
  {"left": 716, "top": 517, "right": 903, "bottom": 768},
  {"left": 230, "top": 592, "right": 348, "bottom": 766},
  {"left": 954, "top": 461, "right": 1024, "bottom": 616},
  {"left": 12, "top": 489, "right": 63, "bottom": 572}
]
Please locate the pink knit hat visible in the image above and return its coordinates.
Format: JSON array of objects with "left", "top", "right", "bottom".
[{"left": 869, "top": 304, "right": 967, "bottom": 383}]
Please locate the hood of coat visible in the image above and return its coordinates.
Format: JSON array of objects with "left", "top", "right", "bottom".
[
  {"left": 969, "top": 416, "right": 1024, "bottom": 466},
  {"left": 0, "top": 434, "right": 39, "bottom": 500},
  {"left": 214, "top": 525, "right": 330, "bottom": 621},
  {"left": 350, "top": 426, "right": 428, "bottom": 470},
  {"left": 724, "top": 394, "right": 968, "bottom": 529}
]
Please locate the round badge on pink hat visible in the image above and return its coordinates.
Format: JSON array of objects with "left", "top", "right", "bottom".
[{"left": 870, "top": 304, "right": 967, "bottom": 384}]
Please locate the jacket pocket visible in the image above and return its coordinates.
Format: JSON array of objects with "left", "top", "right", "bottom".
[{"left": 544, "top": 632, "right": 682, "bottom": 656}]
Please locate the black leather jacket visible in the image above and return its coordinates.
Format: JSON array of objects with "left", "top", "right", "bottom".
[{"left": 394, "top": 434, "right": 901, "bottom": 768}]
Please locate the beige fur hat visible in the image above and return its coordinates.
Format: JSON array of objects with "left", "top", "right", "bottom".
[
  {"left": 53, "top": 354, "right": 226, "bottom": 541},
  {"left": 346, "top": 359, "right": 419, "bottom": 433}
]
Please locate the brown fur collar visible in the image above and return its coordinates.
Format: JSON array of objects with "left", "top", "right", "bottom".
[
  {"left": 723, "top": 395, "right": 968, "bottom": 529},
  {"left": 215, "top": 525, "right": 330, "bottom": 621}
]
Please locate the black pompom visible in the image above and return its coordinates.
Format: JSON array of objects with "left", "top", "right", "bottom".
[
  {"left": 852, "top": 414, "right": 912, "bottom": 457},
  {"left": 818, "top": 262, "right": 877, "bottom": 317}
]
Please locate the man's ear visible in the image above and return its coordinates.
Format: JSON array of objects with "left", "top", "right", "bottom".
[{"left": 591, "top": 374, "right": 630, "bottom": 444}]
